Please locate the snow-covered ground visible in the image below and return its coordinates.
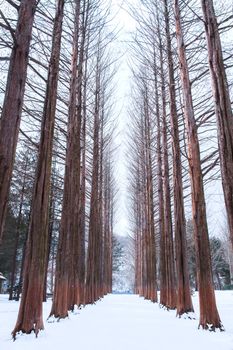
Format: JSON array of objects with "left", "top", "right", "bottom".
[{"left": 0, "top": 291, "right": 233, "bottom": 350}]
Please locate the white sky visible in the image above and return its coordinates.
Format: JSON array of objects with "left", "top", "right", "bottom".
[{"left": 110, "top": 0, "right": 137, "bottom": 237}]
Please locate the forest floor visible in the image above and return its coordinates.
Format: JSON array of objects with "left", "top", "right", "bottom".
[{"left": 0, "top": 291, "right": 233, "bottom": 349}]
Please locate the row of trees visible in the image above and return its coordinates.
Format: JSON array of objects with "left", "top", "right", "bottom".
[
  {"left": 1, "top": 0, "right": 233, "bottom": 339},
  {"left": 128, "top": 0, "right": 233, "bottom": 331},
  {"left": 0, "top": 0, "right": 116, "bottom": 339}
]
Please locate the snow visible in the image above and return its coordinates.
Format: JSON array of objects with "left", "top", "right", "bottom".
[{"left": 0, "top": 291, "right": 233, "bottom": 350}]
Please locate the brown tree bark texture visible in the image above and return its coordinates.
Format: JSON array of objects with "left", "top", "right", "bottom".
[
  {"left": 154, "top": 62, "right": 166, "bottom": 307},
  {"left": 144, "top": 89, "right": 157, "bottom": 302},
  {"left": 102, "top": 155, "right": 113, "bottom": 294},
  {"left": 66, "top": 0, "right": 82, "bottom": 312},
  {"left": 9, "top": 158, "right": 28, "bottom": 301},
  {"left": 0, "top": 0, "right": 37, "bottom": 243},
  {"left": 164, "top": 0, "right": 193, "bottom": 316},
  {"left": 86, "top": 70, "right": 101, "bottom": 304},
  {"left": 50, "top": 0, "right": 82, "bottom": 318},
  {"left": 159, "top": 32, "right": 177, "bottom": 310},
  {"left": 76, "top": 7, "right": 88, "bottom": 307},
  {"left": 174, "top": 0, "right": 222, "bottom": 330},
  {"left": 12, "top": 0, "right": 65, "bottom": 338},
  {"left": 201, "top": 0, "right": 233, "bottom": 252},
  {"left": 43, "top": 174, "right": 56, "bottom": 302},
  {"left": 79, "top": 65, "right": 88, "bottom": 305}
]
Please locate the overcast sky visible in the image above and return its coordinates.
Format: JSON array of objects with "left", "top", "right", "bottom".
[{"left": 110, "top": 0, "right": 137, "bottom": 237}]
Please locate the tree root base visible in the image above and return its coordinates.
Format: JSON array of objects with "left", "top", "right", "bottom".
[
  {"left": 12, "top": 326, "right": 44, "bottom": 341},
  {"left": 198, "top": 322, "right": 225, "bottom": 332}
]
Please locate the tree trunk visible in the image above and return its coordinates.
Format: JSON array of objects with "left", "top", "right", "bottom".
[
  {"left": 174, "top": 0, "right": 223, "bottom": 330},
  {"left": 158, "top": 21, "right": 177, "bottom": 309},
  {"left": 79, "top": 48, "right": 88, "bottom": 305},
  {"left": 49, "top": 0, "right": 82, "bottom": 318},
  {"left": 153, "top": 58, "right": 166, "bottom": 305},
  {"left": 76, "top": 7, "right": 88, "bottom": 306},
  {"left": 105, "top": 170, "right": 113, "bottom": 296},
  {"left": 86, "top": 61, "right": 101, "bottom": 304},
  {"left": 43, "top": 175, "right": 55, "bottom": 302},
  {"left": 98, "top": 117, "right": 104, "bottom": 299},
  {"left": 163, "top": 0, "right": 193, "bottom": 316},
  {"left": 16, "top": 221, "right": 29, "bottom": 302},
  {"left": 144, "top": 87, "right": 157, "bottom": 302},
  {"left": 9, "top": 158, "right": 28, "bottom": 301},
  {"left": 134, "top": 161, "right": 143, "bottom": 295},
  {"left": 0, "top": 0, "right": 37, "bottom": 243},
  {"left": 12, "top": 0, "right": 64, "bottom": 338},
  {"left": 66, "top": 0, "right": 82, "bottom": 312},
  {"left": 201, "top": 0, "right": 233, "bottom": 252}
]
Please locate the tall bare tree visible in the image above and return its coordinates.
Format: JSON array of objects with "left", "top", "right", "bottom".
[
  {"left": 163, "top": 0, "right": 193, "bottom": 316},
  {"left": 0, "top": 0, "right": 37, "bottom": 243},
  {"left": 49, "top": 0, "right": 83, "bottom": 319},
  {"left": 12, "top": 0, "right": 65, "bottom": 337},
  {"left": 85, "top": 52, "right": 102, "bottom": 304},
  {"left": 174, "top": 0, "right": 223, "bottom": 330},
  {"left": 201, "top": 0, "right": 233, "bottom": 251},
  {"left": 159, "top": 27, "right": 177, "bottom": 310}
]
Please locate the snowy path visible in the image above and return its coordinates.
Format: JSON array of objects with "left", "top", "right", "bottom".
[{"left": 1, "top": 292, "right": 233, "bottom": 350}]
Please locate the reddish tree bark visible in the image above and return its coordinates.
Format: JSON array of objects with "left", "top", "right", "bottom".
[
  {"left": 9, "top": 157, "right": 29, "bottom": 301},
  {"left": 201, "top": 0, "right": 233, "bottom": 252},
  {"left": 134, "top": 161, "right": 143, "bottom": 295},
  {"left": 66, "top": 0, "right": 82, "bottom": 312},
  {"left": 43, "top": 169, "right": 56, "bottom": 302},
  {"left": 102, "top": 151, "right": 113, "bottom": 295},
  {"left": 158, "top": 22, "right": 177, "bottom": 309},
  {"left": 76, "top": 3, "right": 88, "bottom": 307},
  {"left": 0, "top": 0, "right": 37, "bottom": 243},
  {"left": 85, "top": 45, "right": 106, "bottom": 303},
  {"left": 79, "top": 50, "right": 88, "bottom": 306},
  {"left": 174, "top": 0, "right": 223, "bottom": 330},
  {"left": 85, "top": 73, "right": 101, "bottom": 304},
  {"left": 144, "top": 88, "right": 157, "bottom": 302},
  {"left": 132, "top": 83, "right": 157, "bottom": 303},
  {"left": 12, "top": 0, "right": 65, "bottom": 338},
  {"left": 49, "top": 0, "right": 82, "bottom": 318},
  {"left": 163, "top": 0, "right": 193, "bottom": 316},
  {"left": 153, "top": 56, "right": 166, "bottom": 307}
]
